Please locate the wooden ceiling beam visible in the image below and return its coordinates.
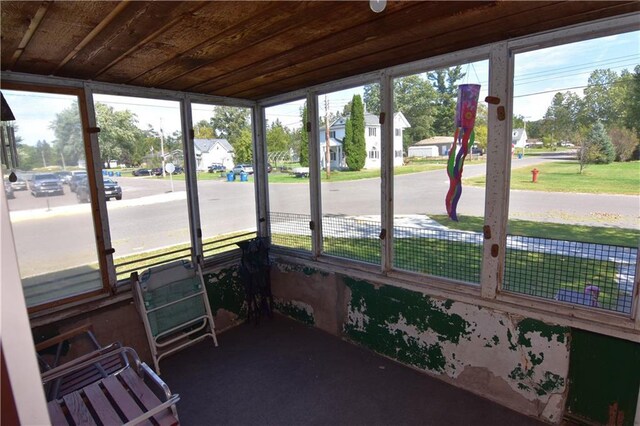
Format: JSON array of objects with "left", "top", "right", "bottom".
[
  {"left": 7, "top": 1, "right": 51, "bottom": 70},
  {"left": 93, "top": 2, "right": 209, "bottom": 79},
  {"left": 169, "top": 1, "right": 417, "bottom": 92},
  {"left": 192, "top": 1, "right": 495, "bottom": 96},
  {"left": 125, "top": 1, "right": 283, "bottom": 87},
  {"left": 228, "top": 1, "right": 627, "bottom": 100}
]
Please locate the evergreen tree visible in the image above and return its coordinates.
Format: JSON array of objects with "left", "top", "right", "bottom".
[
  {"left": 346, "top": 95, "right": 366, "bottom": 170},
  {"left": 299, "top": 104, "right": 309, "bottom": 167},
  {"left": 343, "top": 117, "right": 352, "bottom": 167},
  {"left": 587, "top": 121, "right": 615, "bottom": 164}
]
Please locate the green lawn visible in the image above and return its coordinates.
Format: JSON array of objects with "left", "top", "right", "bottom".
[
  {"left": 465, "top": 161, "right": 640, "bottom": 195},
  {"left": 429, "top": 215, "right": 638, "bottom": 247}
]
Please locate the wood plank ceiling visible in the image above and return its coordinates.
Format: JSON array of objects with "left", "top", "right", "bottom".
[{"left": 1, "top": 1, "right": 638, "bottom": 101}]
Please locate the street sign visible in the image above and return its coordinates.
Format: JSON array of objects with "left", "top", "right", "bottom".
[{"left": 165, "top": 163, "right": 175, "bottom": 174}]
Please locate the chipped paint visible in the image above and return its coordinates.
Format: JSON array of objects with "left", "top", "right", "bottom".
[
  {"left": 275, "top": 262, "right": 328, "bottom": 277},
  {"left": 274, "top": 298, "right": 315, "bottom": 325},
  {"left": 204, "top": 267, "right": 246, "bottom": 319},
  {"left": 342, "top": 277, "right": 570, "bottom": 422}
]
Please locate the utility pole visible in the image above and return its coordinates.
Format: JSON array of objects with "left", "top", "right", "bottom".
[
  {"left": 60, "top": 152, "right": 66, "bottom": 170},
  {"left": 160, "top": 121, "right": 166, "bottom": 177},
  {"left": 324, "top": 95, "right": 331, "bottom": 179}
]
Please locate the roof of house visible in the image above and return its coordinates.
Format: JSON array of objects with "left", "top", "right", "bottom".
[
  {"left": 326, "top": 112, "right": 410, "bottom": 130},
  {"left": 194, "top": 138, "right": 233, "bottom": 154},
  {"left": 412, "top": 136, "right": 455, "bottom": 146},
  {"left": 319, "top": 137, "right": 343, "bottom": 147}
]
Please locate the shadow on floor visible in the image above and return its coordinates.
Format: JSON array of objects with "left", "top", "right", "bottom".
[{"left": 161, "top": 315, "right": 543, "bottom": 426}]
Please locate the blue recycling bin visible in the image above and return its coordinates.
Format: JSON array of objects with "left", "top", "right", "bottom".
[
  {"left": 227, "top": 172, "right": 235, "bottom": 182},
  {"left": 102, "top": 170, "right": 107, "bottom": 176},
  {"left": 517, "top": 153, "right": 523, "bottom": 159},
  {"left": 115, "top": 171, "right": 121, "bottom": 177},
  {"left": 108, "top": 171, "right": 114, "bottom": 176},
  {"left": 240, "top": 172, "right": 248, "bottom": 182}
]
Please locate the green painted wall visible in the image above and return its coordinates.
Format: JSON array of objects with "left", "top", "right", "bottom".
[
  {"left": 566, "top": 329, "right": 640, "bottom": 425},
  {"left": 203, "top": 266, "right": 246, "bottom": 318}
]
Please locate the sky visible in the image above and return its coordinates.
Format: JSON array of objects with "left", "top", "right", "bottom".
[{"left": 3, "top": 30, "right": 637, "bottom": 147}]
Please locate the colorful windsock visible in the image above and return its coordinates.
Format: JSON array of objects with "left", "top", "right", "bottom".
[{"left": 445, "top": 84, "right": 481, "bottom": 221}]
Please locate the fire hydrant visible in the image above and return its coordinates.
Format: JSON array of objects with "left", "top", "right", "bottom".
[{"left": 531, "top": 168, "right": 539, "bottom": 183}]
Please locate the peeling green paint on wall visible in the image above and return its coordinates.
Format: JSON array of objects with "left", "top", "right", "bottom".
[
  {"left": 204, "top": 267, "right": 246, "bottom": 317},
  {"left": 342, "top": 277, "right": 470, "bottom": 373},
  {"left": 274, "top": 299, "right": 315, "bottom": 325},
  {"left": 517, "top": 318, "right": 567, "bottom": 347},
  {"left": 275, "top": 262, "right": 329, "bottom": 277}
]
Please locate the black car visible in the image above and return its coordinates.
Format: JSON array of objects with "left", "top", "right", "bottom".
[
  {"left": 76, "top": 177, "right": 122, "bottom": 203},
  {"left": 69, "top": 172, "right": 88, "bottom": 192},
  {"left": 132, "top": 168, "right": 152, "bottom": 176}
]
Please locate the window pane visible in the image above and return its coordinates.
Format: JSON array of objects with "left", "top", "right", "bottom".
[
  {"left": 265, "top": 100, "right": 311, "bottom": 252},
  {"left": 320, "top": 85, "right": 381, "bottom": 265},
  {"left": 92, "top": 94, "right": 191, "bottom": 280},
  {"left": 192, "top": 103, "right": 257, "bottom": 257},
  {"left": 3, "top": 89, "right": 103, "bottom": 307},
  {"left": 506, "top": 31, "right": 639, "bottom": 314},
  {"left": 391, "top": 61, "right": 489, "bottom": 284}
]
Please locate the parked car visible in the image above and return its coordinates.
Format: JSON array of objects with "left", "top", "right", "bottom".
[
  {"left": 30, "top": 173, "right": 64, "bottom": 197},
  {"left": 132, "top": 168, "right": 152, "bottom": 176},
  {"left": 232, "top": 164, "right": 254, "bottom": 175},
  {"left": 4, "top": 180, "right": 15, "bottom": 199},
  {"left": 55, "top": 170, "right": 73, "bottom": 183},
  {"left": 69, "top": 172, "right": 88, "bottom": 192},
  {"left": 208, "top": 163, "right": 226, "bottom": 173},
  {"left": 267, "top": 163, "right": 272, "bottom": 173},
  {"left": 10, "top": 177, "right": 27, "bottom": 191},
  {"left": 76, "top": 177, "right": 122, "bottom": 203}
]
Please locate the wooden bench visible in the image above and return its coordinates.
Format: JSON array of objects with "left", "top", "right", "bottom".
[{"left": 43, "top": 346, "right": 180, "bottom": 425}]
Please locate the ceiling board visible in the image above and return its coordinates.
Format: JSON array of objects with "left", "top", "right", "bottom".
[{"left": 1, "top": 1, "right": 637, "bottom": 101}]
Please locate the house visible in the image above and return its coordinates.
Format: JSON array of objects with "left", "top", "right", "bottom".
[
  {"left": 512, "top": 128, "right": 528, "bottom": 148},
  {"left": 319, "top": 112, "right": 409, "bottom": 169},
  {"left": 193, "top": 138, "right": 234, "bottom": 171},
  {"left": 1, "top": 3, "right": 638, "bottom": 426},
  {"left": 408, "top": 136, "right": 454, "bottom": 157}
]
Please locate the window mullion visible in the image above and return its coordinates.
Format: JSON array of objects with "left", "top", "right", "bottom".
[
  {"left": 380, "top": 72, "right": 394, "bottom": 273},
  {"left": 480, "top": 42, "right": 512, "bottom": 299},
  {"left": 181, "top": 97, "right": 203, "bottom": 264},
  {"left": 308, "top": 93, "right": 323, "bottom": 258}
]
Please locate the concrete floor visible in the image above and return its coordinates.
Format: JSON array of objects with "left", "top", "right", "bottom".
[{"left": 161, "top": 315, "right": 545, "bottom": 426}]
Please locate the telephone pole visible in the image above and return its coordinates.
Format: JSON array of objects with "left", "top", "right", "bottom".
[
  {"left": 160, "top": 120, "right": 166, "bottom": 177},
  {"left": 324, "top": 96, "right": 331, "bottom": 179}
]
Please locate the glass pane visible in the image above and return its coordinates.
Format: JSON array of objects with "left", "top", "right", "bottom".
[
  {"left": 2, "top": 89, "right": 103, "bottom": 307},
  {"left": 265, "top": 99, "right": 311, "bottom": 252},
  {"left": 391, "top": 61, "right": 489, "bottom": 284},
  {"left": 506, "top": 31, "right": 639, "bottom": 313},
  {"left": 320, "top": 85, "right": 381, "bottom": 265},
  {"left": 92, "top": 94, "right": 191, "bottom": 280},
  {"left": 192, "top": 103, "right": 257, "bottom": 257}
]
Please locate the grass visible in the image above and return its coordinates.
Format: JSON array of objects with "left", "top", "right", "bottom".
[
  {"left": 465, "top": 161, "right": 640, "bottom": 195},
  {"left": 430, "top": 215, "right": 639, "bottom": 247}
]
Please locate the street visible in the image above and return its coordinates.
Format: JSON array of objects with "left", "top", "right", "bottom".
[{"left": 7, "top": 152, "right": 639, "bottom": 277}]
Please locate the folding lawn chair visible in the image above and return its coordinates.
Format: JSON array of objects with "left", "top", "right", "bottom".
[{"left": 131, "top": 260, "right": 218, "bottom": 374}]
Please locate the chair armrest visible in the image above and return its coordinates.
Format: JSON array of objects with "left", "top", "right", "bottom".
[{"left": 42, "top": 345, "right": 137, "bottom": 384}]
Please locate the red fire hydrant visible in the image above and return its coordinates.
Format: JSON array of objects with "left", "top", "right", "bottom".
[{"left": 531, "top": 168, "right": 539, "bottom": 183}]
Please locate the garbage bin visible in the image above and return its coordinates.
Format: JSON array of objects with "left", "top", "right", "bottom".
[
  {"left": 102, "top": 170, "right": 108, "bottom": 176},
  {"left": 115, "top": 171, "right": 121, "bottom": 177},
  {"left": 240, "top": 172, "right": 248, "bottom": 182},
  {"left": 517, "top": 153, "right": 523, "bottom": 159},
  {"left": 227, "top": 172, "right": 235, "bottom": 182},
  {"left": 108, "top": 171, "right": 114, "bottom": 176}
]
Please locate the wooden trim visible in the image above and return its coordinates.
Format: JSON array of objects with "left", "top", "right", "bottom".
[{"left": 7, "top": 2, "right": 51, "bottom": 70}]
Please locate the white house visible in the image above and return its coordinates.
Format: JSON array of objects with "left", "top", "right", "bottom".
[
  {"left": 512, "top": 128, "right": 528, "bottom": 148},
  {"left": 408, "top": 136, "right": 454, "bottom": 157},
  {"left": 318, "top": 112, "right": 409, "bottom": 170},
  {"left": 193, "top": 138, "right": 234, "bottom": 171}
]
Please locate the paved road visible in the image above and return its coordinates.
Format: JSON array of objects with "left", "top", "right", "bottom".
[{"left": 7, "top": 152, "right": 638, "bottom": 277}]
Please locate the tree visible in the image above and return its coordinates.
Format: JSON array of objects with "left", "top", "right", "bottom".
[
  {"left": 345, "top": 95, "right": 366, "bottom": 171},
  {"left": 582, "top": 69, "right": 624, "bottom": 128},
  {"left": 94, "top": 103, "right": 144, "bottom": 168},
  {"left": 194, "top": 120, "right": 215, "bottom": 139},
  {"left": 428, "top": 66, "right": 466, "bottom": 135},
  {"left": 365, "top": 75, "right": 438, "bottom": 152},
  {"left": 210, "top": 106, "right": 250, "bottom": 144},
  {"left": 233, "top": 128, "right": 253, "bottom": 164},
  {"left": 622, "top": 65, "right": 640, "bottom": 139},
  {"left": 542, "top": 91, "right": 583, "bottom": 144},
  {"left": 583, "top": 121, "right": 615, "bottom": 165},
  {"left": 608, "top": 127, "right": 638, "bottom": 162},
  {"left": 50, "top": 101, "right": 84, "bottom": 166},
  {"left": 298, "top": 104, "right": 309, "bottom": 167},
  {"left": 35, "top": 140, "right": 55, "bottom": 168},
  {"left": 266, "top": 119, "right": 290, "bottom": 154}
]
